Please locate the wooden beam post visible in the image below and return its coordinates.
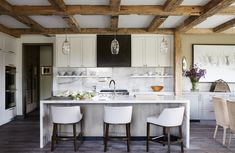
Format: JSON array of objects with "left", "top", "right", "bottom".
[
  {"left": 47, "top": 0, "right": 66, "bottom": 11},
  {"left": 110, "top": 0, "right": 121, "bottom": 31},
  {"left": 63, "top": 16, "right": 80, "bottom": 32},
  {"left": 214, "top": 18, "right": 235, "bottom": 33},
  {"left": 174, "top": 31, "right": 182, "bottom": 95},
  {"left": 0, "top": 24, "right": 20, "bottom": 37},
  {"left": 164, "top": 0, "right": 184, "bottom": 11},
  {"left": 177, "top": 0, "right": 235, "bottom": 32}
]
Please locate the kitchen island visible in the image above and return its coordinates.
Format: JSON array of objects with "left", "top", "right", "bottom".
[{"left": 40, "top": 95, "right": 190, "bottom": 148}]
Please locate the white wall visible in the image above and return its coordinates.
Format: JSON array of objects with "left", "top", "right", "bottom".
[{"left": 16, "top": 35, "right": 55, "bottom": 115}]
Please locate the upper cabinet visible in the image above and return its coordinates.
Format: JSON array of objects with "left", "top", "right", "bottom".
[
  {"left": 56, "top": 35, "right": 96, "bottom": 67},
  {"left": 0, "top": 35, "right": 4, "bottom": 51},
  {"left": 0, "top": 33, "right": 16, "bottom": 53},
  {"left": 131, "top": 35, "right": 173, "bottom": 67}
]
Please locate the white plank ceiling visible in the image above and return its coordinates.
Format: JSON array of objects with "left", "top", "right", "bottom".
[{"left": 1, "top": 0, "right": 235, "bottom": 30}]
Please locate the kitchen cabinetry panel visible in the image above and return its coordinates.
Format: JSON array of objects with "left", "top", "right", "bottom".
[
  {"left": 131, "top": 35, "right": 173, "bottom": 67},
  {"left": 5, "top": 52, "right": 16, "bottom": 66},
  {"left": 0, "top": 35, "right": 4, "bottom": 51},
  {"left": 56, "top": 35, "right": 96, "bottom": 67},
  {"left": 4, "top": 36, "right": 16, "bottom": 53},
  {"left": 183, "top": 93, "right": 200, "bottom": 120},
  {"left": 157, "top": 36, "right": 172, "bottom": 67}
]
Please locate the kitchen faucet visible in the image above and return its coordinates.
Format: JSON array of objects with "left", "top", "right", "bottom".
[{"left": 109, "top": 80, "right": 116, "bottom": 96}]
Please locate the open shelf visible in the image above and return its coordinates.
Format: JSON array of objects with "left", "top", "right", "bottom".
[
  {"left": 56, "top": 76, "right": 111, "bottom": 78},
  {"left": 130, "top": 75, "right": 173, "bottom": 78}
]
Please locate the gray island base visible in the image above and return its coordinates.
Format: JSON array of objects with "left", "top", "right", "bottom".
[{"left": 40, "top": 95, "right": 190, "bottom": 149}]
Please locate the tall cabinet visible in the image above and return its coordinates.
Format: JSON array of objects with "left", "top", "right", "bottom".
[{"left": 0, "top": 33, "right": 17, "bottom": 125}]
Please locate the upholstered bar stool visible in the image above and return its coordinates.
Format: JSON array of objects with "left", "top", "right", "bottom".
[
  {"left": 146, "top": 107, "right": 185, "bottom": 153},
  {"left": 103, "top": 106, "right": 133, "bottom": 152},
  {"left": 212, "top": 97, "right": 230, "bottom": 145},
  {"left": 51, "top": 106, "right": 83, "bottom": 152}
]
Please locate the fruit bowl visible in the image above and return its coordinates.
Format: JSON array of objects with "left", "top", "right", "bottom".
[{"left": 151, "top": 86, "right": 163, "bottom": 92}]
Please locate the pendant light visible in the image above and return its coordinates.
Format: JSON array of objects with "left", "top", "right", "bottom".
[
  {"left": 111, "top": 31, "right": 119, "bottom": 55},
  {"left": 160, "top": 18, "right": 168, "bottom": 53},
  {"left": 62, "top": 29, "right": 70, "bottom": 55}
]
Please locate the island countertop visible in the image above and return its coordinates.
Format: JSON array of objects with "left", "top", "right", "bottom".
[{"left": 41, "top": 95, "right": 189, "bottom": 104}]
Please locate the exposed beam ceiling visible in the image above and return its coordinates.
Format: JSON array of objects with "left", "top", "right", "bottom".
[
  {"left": 0, "top": 0, "right": 45, "bottom": 32},
  {"left": 214, "top": 18, "right": 235, "bottom": 33},
  {"left": 110, "top": 0, "right": 121, "bottom": 12},
  {"left": 177, "top": 0, "right": 235, "bottom": 32},
  {"left": 111, "top": 16, "right": 119, "bottom": 31},
  {"left": 148, "top": 0, "right": 183, "bottom": 32},
  {"left": 110, "top": 0, "right": 121, "bottom": 31},
  {"left": 187, "top": 28, "right": 235, "bottom": 34}
]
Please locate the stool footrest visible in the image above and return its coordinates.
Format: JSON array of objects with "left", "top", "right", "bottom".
[{"left": 150, "top": 135, "right": 183, "bottom": 145}]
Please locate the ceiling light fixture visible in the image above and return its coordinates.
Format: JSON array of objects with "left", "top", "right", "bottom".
[
  {"left": 62, "top": 29, "right": 70, "bottom": 55},
  {"left": 111, "top": 30, "right": 119, "bottom": 55},
  {"left": 160, "top": 17, "right": 168, "bottom": 53}
]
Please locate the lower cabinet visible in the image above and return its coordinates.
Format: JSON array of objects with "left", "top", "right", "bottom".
[{"left": 183, "top": 92, "right": 231, "bottom": 120}]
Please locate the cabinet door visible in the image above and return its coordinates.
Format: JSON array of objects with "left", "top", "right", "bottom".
[
  {"left": 70, "top": 37, "right": 83, "bottom": 67},
  {"left": 0, "top": 35, "right": 4, "bottom": 51},
  {"left": 157, "top": 36, "right": 172, "bottom": 67},
  {"left": 183, "top": 94, "right": 200, "bottom": 120},
  {"left": 131, "top": 36, "right": 144, "bottom": 67},
  {"left": 56, "top": 37, "right": 70, "bottom": 67},
  {"left": 82, "top": 37, "right": 96, "bottom": 67},
  {"left": 5, "top": 52, "right": 16, "bottom": 66},
  {"left": 5, "top": 36, "right": 16, "bottom": 52},
  {"left": 145, "top": 36, "right": 157, "bottom": 67}
]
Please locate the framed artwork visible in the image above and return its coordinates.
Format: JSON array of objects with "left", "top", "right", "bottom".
[
  {"left": 41, "top": 66, "right": 52, "bottom": 75},
  {"left": 193, "top": 44, "right": 235, "bottom": 82}
]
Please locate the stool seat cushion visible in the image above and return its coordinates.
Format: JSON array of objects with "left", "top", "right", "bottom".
[
  {"left": 104, "top": 106, "right": 132, "bottom": 124},
  {"left": 51, "top": 106, "right": 83, "bottom": 124},
  {"left": 147, "top": 107, "right": 185, "bottom": 127}
]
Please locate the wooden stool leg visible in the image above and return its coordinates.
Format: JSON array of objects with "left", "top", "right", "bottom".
[
  {"left": 80, "top": 119, "right": 84, "bottom": 144},
  {"left": 179, "top": 126, "right": 184, "bottom": 153},
  {"left": 104, "top": 123, "right": 109, "bottom": 152},
  {"left": 73, "top": 123, "right": 77, "bottom": 152},
  {"left": 126, "top": 123, "right": 131, "bottom": 152},
  {"left": 51, "top": 123, "right": 56, "bottom": 152},
  {"left": 55, "top": 124, "right": 58, "bottom": 144},
  {"left": 163, "top": 127, "right": 166, "bottom": 146},
  {"left": 167, "top": 128, "right": 171, "bottom": 153},
  {"left": 146, "top": 123, "right": 150, "bottom": 152}
]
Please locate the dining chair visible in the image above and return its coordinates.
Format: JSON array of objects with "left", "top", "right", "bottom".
[{"left": 226, "top": 100, "right": 235, "bottom": 148}]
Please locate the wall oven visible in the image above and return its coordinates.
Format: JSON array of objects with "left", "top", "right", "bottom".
[{"left": 5, "top": 66, "right": 16, "bottom": 109}]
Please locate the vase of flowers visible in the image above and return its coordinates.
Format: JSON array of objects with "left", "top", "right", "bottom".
[{"left": 184, "top": 64, "right": 206, "bottom": 91}]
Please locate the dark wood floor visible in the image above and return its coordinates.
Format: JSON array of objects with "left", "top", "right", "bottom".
[{"left": 0, "top": 112, "right": 234, "bottom": 153}]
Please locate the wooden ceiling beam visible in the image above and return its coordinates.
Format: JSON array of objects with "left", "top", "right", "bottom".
[
  {"left": 48, "top": 0, "right": 66, "bottom": 11},
  {"left": 11, "top": 28, "right": 174, "bottom": 35},
  {"left": 63, "top": 16, "right": 80, "bottom": 32},
  {"left": 214, "top": 18, "right": 235, "bottom": 33},
  {"left": 148, "top": 0, "right": 183, "bottom": 32},
  {"left": 219, "top": 6, "right": 235, "bottom": 15},
  {"left": 110, "top": 16, "right": 119, "bottom": 31},
  {"left": 0, "top": 0, "right": 12, "bottom": 12},
  {"left": 164, "top": 0, "right": 184, "bottom": 11},
  {"left": 2, "top": 5, "right": 203, "bottom": 16},
  {"left": 177, "top": 0, "right": 235, "bottom": 32},
  {"left": 0, "top": 24, "right": 20, "bottom": 37},
  {"left": 110, "top": 0, "right": 121, "bottom": 12},
  {"left": 187, "top": 28, "right": 235, "bottom": 34}
]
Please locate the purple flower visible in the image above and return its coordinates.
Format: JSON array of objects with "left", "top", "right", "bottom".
[{"left": 184, "top": 64, "right": 206, "bottom": 82}]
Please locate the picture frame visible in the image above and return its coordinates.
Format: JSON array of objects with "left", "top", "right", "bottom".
[
  {"left": 41, "top": 66, "right": 52, "bottom": 75},
  {"left": 193, "top": 44, "right": 235, "bottom": 82}
]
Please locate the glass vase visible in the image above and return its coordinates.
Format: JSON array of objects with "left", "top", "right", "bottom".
[{"left": 191, "top": 81, "right": 199, "bottom": 91}]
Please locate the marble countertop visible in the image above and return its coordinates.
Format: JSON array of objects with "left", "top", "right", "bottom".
[{"left": 41, "top": 95, "right": 189, "bottom": 104}]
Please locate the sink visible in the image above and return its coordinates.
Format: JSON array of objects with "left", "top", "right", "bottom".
[{"left": 99, "top": 89, "right": 129, "bottom": 95}]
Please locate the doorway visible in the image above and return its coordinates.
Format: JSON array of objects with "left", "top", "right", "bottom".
[{"left": 22, "top": 44, "right": 53, "bottom": 117}]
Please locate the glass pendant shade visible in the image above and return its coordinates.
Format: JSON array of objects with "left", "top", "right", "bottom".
[
  {"left": 160, "top": 37, "right": 168, "bottom": 53},
  {"left": 62, "top": 37, "right": 70, "bottom": 55},
  {"left": 111, "top": 38, "right": 119, "bottom": 55}
]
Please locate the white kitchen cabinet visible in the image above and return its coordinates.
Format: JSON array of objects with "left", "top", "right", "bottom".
[
  {"left": 56, "top": 37, "right": 71, "bottom": 67},
  {"left": 157, "top": 36, "right": 173, "bottom": 67},
  {"left": 56, "top": 35, "right": 96, "bottom": 67},
  {"left": 5, "top": 52, "right": 16, "bottom": 66},
  {"left": 131, "top": 35, "right": 173, "bottom": 67},
  {"left": 0, "top": 52, "right": 4, "bottom": 125},
  {"left": 0, "top": 34, "right": 4, "bottom": 51},
  {"left": 4, "top": 36, "right": 16, "bottom": 53}
]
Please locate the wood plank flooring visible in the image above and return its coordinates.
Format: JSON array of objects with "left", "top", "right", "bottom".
[{"left": 0, "top": 113, "right": 235, "bottom": 153}]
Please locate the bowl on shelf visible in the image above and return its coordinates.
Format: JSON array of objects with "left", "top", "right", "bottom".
[{"left": 151, "top": 86, "right": 164, "bottom": 92}]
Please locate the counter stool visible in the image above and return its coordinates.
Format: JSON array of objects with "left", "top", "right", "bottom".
[
  {"left": 51, "top": 106, "right": 83, "bottom": 152},
  {"left": 103, "top": 106, "right": 133, "bottom": 152},
  {"left": 146, "top": 107, "right": 185, "bottom": 153}
]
